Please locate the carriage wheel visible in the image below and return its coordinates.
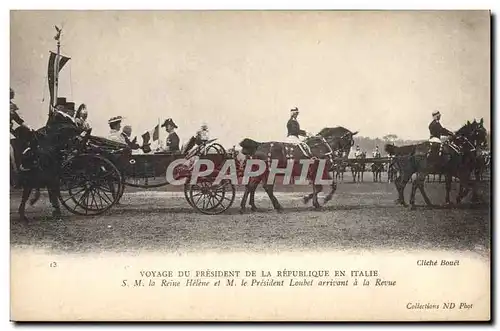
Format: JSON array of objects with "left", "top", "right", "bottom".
[
  {"left": 184, "top": 182, "right": 194, "bottom": 207},
  {"left": 188, "top": 179, "right": 235, "bottom": 215},
  {"left": 59, "top": 154, "right": 123, "bottom": 216},
  {"left": 116, "top": 180, "right": 126, "bottom": 203},
  {"left": 202, "top": 143, "right": 226, "bottom": 156}
]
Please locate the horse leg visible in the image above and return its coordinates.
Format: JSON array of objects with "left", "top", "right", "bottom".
[
  {"left": 444, "top": 174, "right": 453, "bottom": 207},
  {"left": 324, "top": 180, "right": 337, "bottom": 204},
  {"left": 48, "top": 184, "right": 62, "bottom": 220},
  {"left": 248, "top": 180, "right": 260, "bottom": 212},
  {"left": 29, "top": 188, "right": 41, "bottom": 206},
  {"left": 239, "top": 184, "right": 251, "bottom": 214},
  {"left": 394, "top": 173, "right": 411, "bottom": 207},
  {"left": 456, "top": 183, "right": 468, "bottom": 204},
  {"left": 417, "top": 177, "right": 433, "bottom": 206},
  {"left": 312, "top": 184, "right": 322, "bottom": 209},
  {"left": 303, "top": 192, "right": 314, "bottom": 205},
  {"left": 409, "top": 173, "right": 424, "bottom": 210},
  {"left": 468, "top": 174, "right": 482, "bottom": 203},
  {"left": 19, "top": 186, "right": 32, "bottom": 222},
  {"left": 263, "top": 184, "right": 283, "bottom": 212}
]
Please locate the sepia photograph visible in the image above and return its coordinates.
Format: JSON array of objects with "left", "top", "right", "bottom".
[{"left": 9, "top": 9, "right": 492, "bottom": 321}]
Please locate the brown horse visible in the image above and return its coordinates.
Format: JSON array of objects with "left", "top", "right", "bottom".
[
  {"left": 351, "top": 152, "right": 366, "bottom": 182},
  {"left": 385, "top": 119, "right": 488, "bottom": 208},
  {"left": 371, "top": 162, "right": 384, "bottom": 182},
  {"left": 12, "top": 112, "right": 86, "bottom": 221},
  {"left": 238, "top": 127, "right": 357, "bottom": 212}
]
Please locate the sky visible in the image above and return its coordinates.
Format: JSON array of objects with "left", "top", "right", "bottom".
[{"left": 10, "top": 10, "right": 491, "bottom": 148}]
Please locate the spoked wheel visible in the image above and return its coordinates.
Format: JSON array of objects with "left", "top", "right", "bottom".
[
  {"left": 203, "top": 143, "right": 226, "bottom": 156},
  {"left": 59, "top": 154, "right": 123, "bottom": 216},
  {"left": 188, "top": 179, "right": 235, "bottom": 215},
  {"left": 184, "top": 182, "right": 194, "bottom": 207}
]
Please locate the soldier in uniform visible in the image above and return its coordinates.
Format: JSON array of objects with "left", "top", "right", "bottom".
[
  {"left": 354, "top": 145, "right": 363, "bottom": 158},
  {"left": 107, "top": 116, "right": 126, "bottom": 144},
  {"left": 162, "top": 118, "right": 180, "bottom": 153},
  {"left": 428, "top": 110, "right": 454, "bottom": 156},
  {"left": 286, "top": 107, "right": 312, "bottom": 156},
  {"left": 372, "top": 146, "right": 381, "bottom": 158},
  {"left": 286, "top": 107, "right": 308, "bottom": 142}
]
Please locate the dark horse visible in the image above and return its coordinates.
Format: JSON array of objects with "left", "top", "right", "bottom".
[
  {"left": 238, "top": 127, "right": 357, "bottom": 212},
  {"left": 351, "top": 152, "right": 366, "bottom": 182},
  {"left": 384, "top": 119, "right": 488, "bottom": 209},
  {"left": 371, "top": 162, "right": 384, "bottom": 182},
  {"left": 12, "top": 111, "right": 85, "bottom": 221},
  {"left": 333, "top": 160, "right": 348, "bottom": 182}
]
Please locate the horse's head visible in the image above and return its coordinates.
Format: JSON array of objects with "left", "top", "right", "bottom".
[
  {"left": 12, "top": 125, "right": 38, "bottom": 149},
  {"left": 317, "top": 127, "right": 358, "bottom": 157},
  {"left": 456, "top": 118, "right": 488, "bottom": 150}
]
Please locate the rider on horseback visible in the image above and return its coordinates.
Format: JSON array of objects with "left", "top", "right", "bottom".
[
  {"left": 286, "top": 107, "right": 312, "bottom": 157},
  {"left": 354, "top": 145, "right": 363, "bottom": 158},
  {"left": 10, "top": 88, "right": 28, "bottom": 133},
  {"left": 428, "top": 110, "right": 454, "bottom": 156}
]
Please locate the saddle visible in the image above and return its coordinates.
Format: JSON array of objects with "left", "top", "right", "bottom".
[{"left": 428, "top": 138, "right": 460, "bottom": 156}]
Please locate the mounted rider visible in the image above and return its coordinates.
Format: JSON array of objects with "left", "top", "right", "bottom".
[
  {"left": 354, "top": 145, "right": 363, "bottom": 158},
  {"left": 372, "top": 146, "right": 381, "bottom": 158},
  {"left": 10, "top": 88, "right": 28, "bottom": 134},
  {"left": 428, "top": 110, "right": 454, "bottom": 156},
  {"left": 286, "top": 107, "right": 312, "bottom": 157}
]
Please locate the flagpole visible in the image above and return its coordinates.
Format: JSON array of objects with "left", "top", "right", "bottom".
[
  {"left": 51, "top": 26, "right": 62, "bottom": 116},
  {"left": 158, "top": 117, "right": 161, "bottom": 149}
]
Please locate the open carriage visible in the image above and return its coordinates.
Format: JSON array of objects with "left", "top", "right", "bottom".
[
  {"left": 18, "top": 28, "right": 237, "bottom": 217},
  {"left": 58, "top": 134, "right": 236, "bottom": 216}
]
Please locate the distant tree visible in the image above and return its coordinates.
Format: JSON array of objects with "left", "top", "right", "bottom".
[{"left": 383, "top": 134, "right": 398, "bottom": 142}]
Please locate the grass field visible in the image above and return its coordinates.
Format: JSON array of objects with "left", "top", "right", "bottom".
[{"left": 10, "top": 179, "right": 491, "bottom": 257}]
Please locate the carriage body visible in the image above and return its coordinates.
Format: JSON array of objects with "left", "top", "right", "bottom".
[{"left": 57, "top": 134, "right": 235, "bottom": 216}]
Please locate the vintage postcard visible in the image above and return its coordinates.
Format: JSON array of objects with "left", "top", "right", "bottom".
[{"left": 9, "top": 10, "right": 491, "bottom": 321}]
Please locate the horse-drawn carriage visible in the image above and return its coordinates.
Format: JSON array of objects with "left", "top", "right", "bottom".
[{"left": 57, "top": 133, "right": 236, "bottom": 216}]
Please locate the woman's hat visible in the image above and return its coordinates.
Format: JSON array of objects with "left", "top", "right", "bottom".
[{"left": 108, "top": 116, "right": 123, "bottom": 125}]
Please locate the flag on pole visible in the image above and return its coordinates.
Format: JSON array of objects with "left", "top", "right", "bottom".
[
  {"left": 47, "top": 51, "right": 71, "bottom": 107},
  {"left": 152, "top": 124, "right": 159, "bottom": 141}
]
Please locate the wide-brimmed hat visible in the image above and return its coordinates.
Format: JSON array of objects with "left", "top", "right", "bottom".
[
  {"left": 432, "top": 110, "right": 441, "bottom": 117},
  {"left": 161, "top": 118, "right": 178, "bottom": 129},
  {"left": 108, "top": 116, "right": 123, "bottom": 125}
]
